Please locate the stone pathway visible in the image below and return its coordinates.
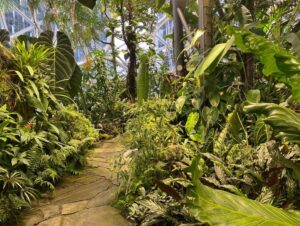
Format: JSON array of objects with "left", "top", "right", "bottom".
[{"left": 17, "top": 139, "right": 131, "bottom": 226}]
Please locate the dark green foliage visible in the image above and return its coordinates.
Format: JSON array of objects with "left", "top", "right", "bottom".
[
  {"left": 117, "top": 3, "right": 300, "bottom": 225},
  {"left": 230, "top": 28, "right": 300, "bottom": 101},
  {"left": 245, "top": 103, "right": 300, "bottom": 144},
  {"left": 37, "top": 31, "right": 83, "bottom": 96}
]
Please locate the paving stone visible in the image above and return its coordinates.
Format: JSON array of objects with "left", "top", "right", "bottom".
[
  {"left": 37, "top": 216, "right": 62, "bottom": 226},
  {"left": 18, "top": 209, "right": 44, "bottom": 226},
  {"left": 18, "top": 140, "right": 131, "bottom": 226},
  {"left": 61, "top": 200, "right": 88, "bottom": 215},
  {"left": 40, "top": 205, "right": 60, "bottom": 219},
  {"left": 61, "top": 206, "right": 130, "bottom": 226},
  {"left": 51, "top": 180, "right": 110, "bottom": 205},
  {"left": 87, "top": 186, "right": 117, "bottom": 208}
]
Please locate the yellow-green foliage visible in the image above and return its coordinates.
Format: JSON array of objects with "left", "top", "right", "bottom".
[{"left": 52, "top": 105, "right": 98, "bottom": 147}]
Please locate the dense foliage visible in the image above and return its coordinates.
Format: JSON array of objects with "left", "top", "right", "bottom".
[
  {"left": 1, "top": 0, "right": 300, "bottom": 226},
  {"left": 113, "top": 1, "right": 300, "bottom": 226},
  {"left": 0, "top": 31, "right": 98, "bottom": 223}
]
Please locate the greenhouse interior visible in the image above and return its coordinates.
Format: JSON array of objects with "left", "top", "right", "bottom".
[{"left": 0, "top": 0, "right": 300, "bottom": 225}]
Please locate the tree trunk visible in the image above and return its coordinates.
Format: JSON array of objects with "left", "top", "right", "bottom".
[
  {"left": 125, "top": 0, "right": 137, "bottom": 102},
  {"left": 127, "top": 44, "right": 137, "bottom": 102},
  {"left": 110, "top": 26, "right": 118, "bottom": 81},
  {"left": 172, "top": 0, "right": 186, "bottom": 76},
  {"left": 241, "top": 0, "right": 255, "bottom": 89},
  {"left": 198, "top": 0, "right": 213, "bottom": 88},
  {"left": 198, "top": 0, "right": 213, "bottom": 55},
  {"left": 118, "top": 0, "right": 137, "bottom": 102}
]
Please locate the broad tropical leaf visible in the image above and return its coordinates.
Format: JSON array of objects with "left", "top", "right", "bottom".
[
  {"left": 38, "top": 31, "right": 76, "bottom": 83},
  {"left": 175, "top": 95, "right": 187, "bottom": 113},
  {"left": 37, "top": 31, "right": 81, "bottom": 96},
  {"left": 187, "top": 182, "right": 300, "bottom": 226},
  {"left": 245, "top": 103, "right": 300, "bottom": 144},
  {"left": 187, "top": 157, "right": 300, "bottom": 226},
  {"left": 69, "top": 65, "right": 83, "bottom": 98},
  {"left": 185, "top": 112, "right": 199, "bottom": 135},
  {"left": 246, "top": 89, "right": 261, "bottom": 103},
  {"left": 230, "top": 28, "right": 300, "bottom": 102},
  {"left": 194, "top": 37, "right": 234, "bottom": 79}
]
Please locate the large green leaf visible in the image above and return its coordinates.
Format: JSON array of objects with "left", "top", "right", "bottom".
[
  {"left": 245, "top": 103, "right": 300, "bottom": 144},
  {"left": 175, "top": 95, "right": 187, "bottom": 114},
  {"left": 0, "top": 29, "right": 10, "bottom": 47},
  {"left": 246, "top": 89, "right": 261, "bottom": 103},
  {"left": 37, "top": 31, "right": 81, "bottom": 96},
  {"left": 230, "top": 28, "right": 300, "bottom": 102},
  {"left": 185, "top": 112, "right": 200, "bottom": 134},
  {"left": 38, "top": 31, "right": 76, "bottom": 83},
  {"left": 187, "top": 182, "right": 300, "bottom": 226},
  {"left": 69, "top": 65, "right": 83, "bottom": 98},
  {"left": 194, "top": 37, "right": 234, "bottom": 79}
]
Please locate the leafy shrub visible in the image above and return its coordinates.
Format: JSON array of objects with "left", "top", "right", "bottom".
[
  {"left": 78, "top": 50, "right": 129, "bottom": 136},
  {"left": 116, "top": 99, "right": 195, "bottom": 224},
  {"left": 0, "top": 32, "right": 97, "bottom": 223},
  {"left": 51, "top": 105, "right": 98, "bottom": 148}
]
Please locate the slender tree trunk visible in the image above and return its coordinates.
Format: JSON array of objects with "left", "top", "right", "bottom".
[
  {"left": 198, "top": 0, "right": 213, "bottom": 54},
  {"left": 70, "top": 0, "right": 76, "bottom": 32},
  {"left": 117, "top": 0, "right": 137, "bottom": 101},
  {"left": 28, "top": 2, "right": 41, "bottom": 35},
  {"left": 121, "top": 0, "right": 137, "bottom": 102},
  {"left": 111, "top": 26, "right": 118, "bottom": 81},
  {"left": 241, "top": 0, "right": 255, "bottom": 89},
  {"left": 172, "top": 0, "right": 186, "bottom": 76},
  {"left": 198, "top": 0, "right": 213, "bottom": 88},
  {"left": 127, "top": 43, "right": 137, "bottom": 102}
]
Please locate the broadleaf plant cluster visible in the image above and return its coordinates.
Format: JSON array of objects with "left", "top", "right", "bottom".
[
  {"left": 0, "top": 30, "right": 98, "bottom": 223},
  {"left": 114, "top": 1, "right": 300, "bottom": 225}
]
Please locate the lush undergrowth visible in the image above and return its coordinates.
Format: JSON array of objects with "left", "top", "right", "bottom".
[
  {"left": 1, "top": 1, "right": 300, "bottom": 226},
  {"left": 0, "top": 32, "right": 98, "bottom": 224},
  {"left": 113, "top": 3, "right": 300, "bottom": 226}
]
